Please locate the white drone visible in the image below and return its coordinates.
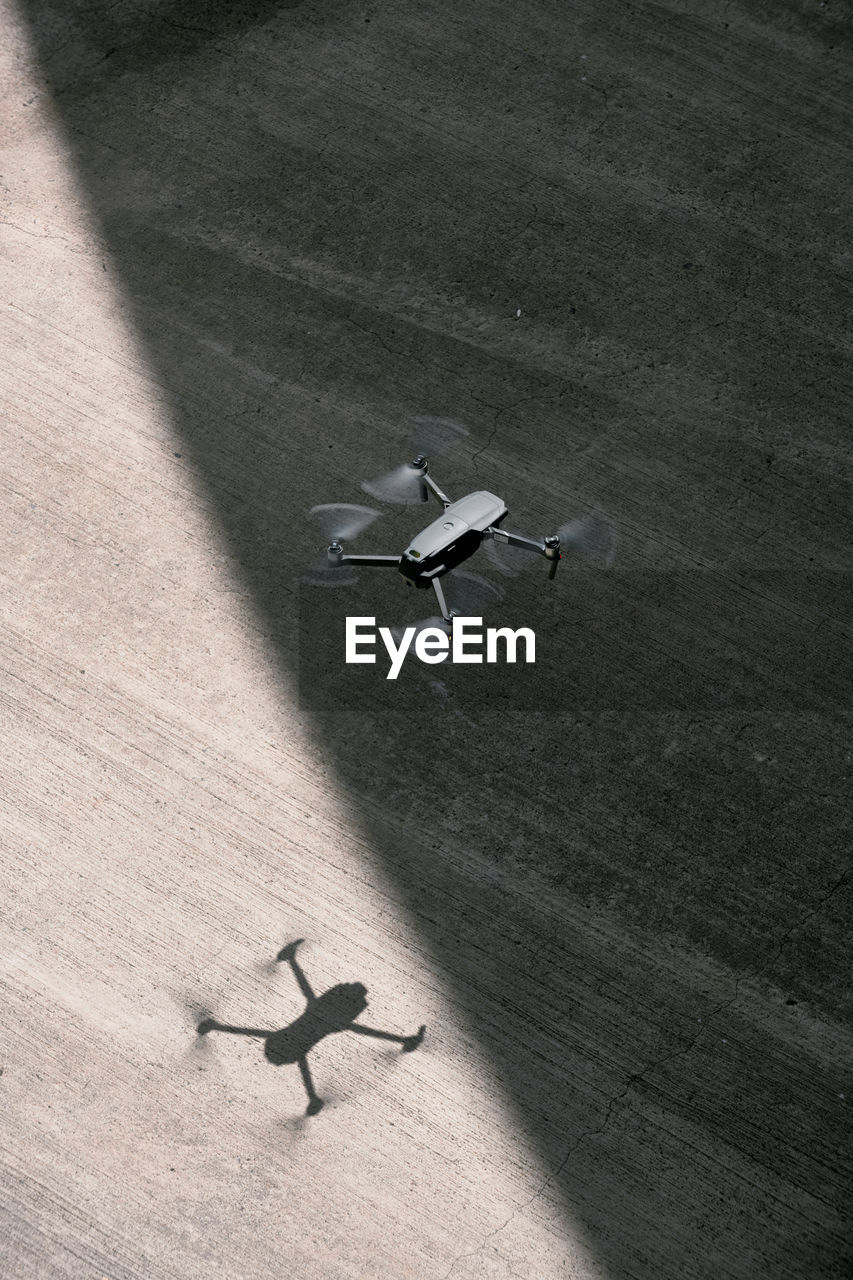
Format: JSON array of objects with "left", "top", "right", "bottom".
[{"left": 305, "top": 417, "right": 613, "bottom": 626}]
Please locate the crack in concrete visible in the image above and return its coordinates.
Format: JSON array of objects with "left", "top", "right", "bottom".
[
  {"left": 762, "top": 862, "right": 850, "bottom": 977},
  {"left": 471, "top": 418, "right": 499, "bottom": 469},
  {"left": 345, "top": 308, "right": 403, "bottom": 361},
  {"left": 158, "top": 18, "right": 219, "bottom": 39},
  {"left": 469, "top": 395, "right": 537, "bottom": 469},
  {"left": 483, "top": 175, "right": 536, "bottom": 203},
  {"left": 442, "top": 862, "right": 851, "bottom": 1277}
]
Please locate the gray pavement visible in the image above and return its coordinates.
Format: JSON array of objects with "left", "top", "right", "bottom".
[{"left": 1, "top": 1, "right": 850, "bottom": 1277}]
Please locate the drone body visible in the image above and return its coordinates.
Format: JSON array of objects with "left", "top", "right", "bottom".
[{"left": 400, "top": 489, "right": 508, "bottom": 586}]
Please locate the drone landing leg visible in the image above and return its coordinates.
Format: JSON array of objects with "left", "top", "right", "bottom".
[{"left": 431, "top": 577, "right": 451, "bottom": 623}]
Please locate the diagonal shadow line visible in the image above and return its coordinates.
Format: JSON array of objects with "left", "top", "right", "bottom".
[{"left": 13, "top": 3, "right": 852, "bottom": 1278}]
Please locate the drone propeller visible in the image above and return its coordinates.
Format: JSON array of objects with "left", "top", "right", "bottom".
[
  {"left": 409, "top": 415, "right": 470, "bottom": 457},
  {"left": 302, "top": 560, "right": 358, "bottom": 588},
  {"left": 301, "top": 503, "right": 381, "bottom": 587},
  {"left": 361, "top": 462, "right": 426, "bottom": 505},
  {"left": 308, "top": 503, "right": 382, "bottom": 542},
  {"left": 484, "top": 513, "right": 615, "bottom": 576},
  {"left": 555, "top": 514, "right": 616, "bottom": 566},
  {"left": 362, "top": 416, "right": 470, "bottom": 505}
]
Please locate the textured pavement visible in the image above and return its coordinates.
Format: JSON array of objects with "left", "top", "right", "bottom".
[{"left": 1, "top": 2, "right": 851, "bottom": 1277}]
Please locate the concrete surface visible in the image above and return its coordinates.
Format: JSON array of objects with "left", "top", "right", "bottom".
[{"left": 1, "top": 1, "right": 850, "bottom": 1276}]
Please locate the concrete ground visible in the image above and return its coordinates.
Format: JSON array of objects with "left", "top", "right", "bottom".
[{"left": 1, "top": 1, "right": 850, "bottom": 1276}]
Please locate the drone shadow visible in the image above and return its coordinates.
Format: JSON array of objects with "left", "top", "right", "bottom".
[{"left": 198, "top": 941, "right": 425, "bottom": 1115}]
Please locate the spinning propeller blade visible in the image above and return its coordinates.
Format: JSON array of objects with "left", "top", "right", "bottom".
[
  {"left": 409, "top": 415, "right": 469, "bottom": 457},
  {"left": 362, "top": 416, "right": 470, "bottom": 505},
  {"left": 302, "top": 503, "right": 381, "bottom": 587},
  {"left": 556, "top": 514, "right": 615, "bottom": 566},
  {"left": 308, "top": 503, "right": 381, "bottom": 542},
  {"left": 484, "top": 514, "right": 615, "bottom": 576},
  {"left": 301, "top": 559, "right": 359, "bottom": 588},
  {"left": 361, "top": 463, "right": 425, "bottom": 505}
]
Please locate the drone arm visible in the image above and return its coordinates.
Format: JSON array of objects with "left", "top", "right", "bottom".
[
  {"left": 483, "top": 527, "right": 562, "bottom": 577},
  {"left": 422, "top": 469, "right": 452, "bottom": 508},
  {"left": 483, "top": 527, "right": 543, "bottom": 554},
  {"left": 336, "top": 553, "right": 401, "bottom": 568}
]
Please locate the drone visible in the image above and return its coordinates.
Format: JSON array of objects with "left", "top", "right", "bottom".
[{"left": 305, "top": 417, "right": 613, "bottom": 626}]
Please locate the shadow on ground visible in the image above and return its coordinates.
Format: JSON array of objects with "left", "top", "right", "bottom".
[
  {"left": 197, "top": 938, "right": 425, "bottom": 1116},
  {"left": 17, "top": 1, "right": 851, "bottom": 1275}
]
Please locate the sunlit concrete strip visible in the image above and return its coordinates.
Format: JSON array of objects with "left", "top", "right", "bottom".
[{"left": 0, "top": 8, "right": 596, "bottom": 1276}]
